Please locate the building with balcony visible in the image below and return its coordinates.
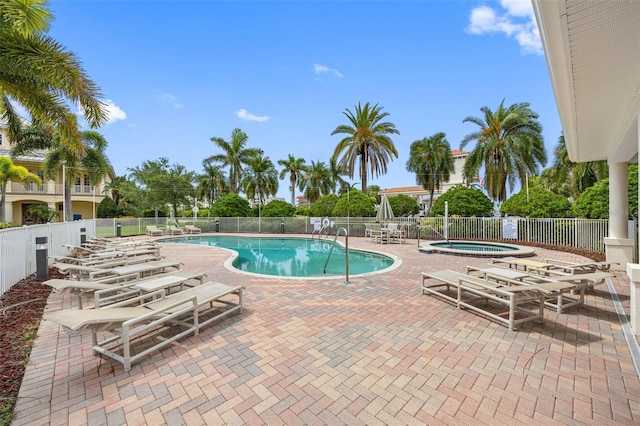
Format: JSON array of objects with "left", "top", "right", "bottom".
[
  {"left": 379, "top": 150, "right": 470, "bottom": 212},
  {"left": 0, "top": 122, "right": 113, "bottom": 224}
]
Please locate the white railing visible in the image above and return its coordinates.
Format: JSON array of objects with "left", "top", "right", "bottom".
[
  {"left": 1, "top": 216, "right": 632, "bottom": 298},
  {"left": 0, "top": 221, "right": 94, "bottom": 297}
]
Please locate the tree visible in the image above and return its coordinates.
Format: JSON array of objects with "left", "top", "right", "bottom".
[
  {"left": 331, "top": 102, "right": 399, "bottom": 193},
  {"left": 299, "top": 160, "right": 331, "bottom": 203},
  {"left": 366, "top": 185, "right": 381, "bottom": 202},
  {"left": 500, "top": 186, "right": 572, "bottom": 218},
  {"left": 309, "top": 194, "right": 339, "bottom": 217},
  {"left": 205, "top": 128, "right": 262, "bottom": 194},
  {"left": 242, "top": 153, "right": 279, "bottom": 204},
  {"left": 431, "top": 185, "right": 493, "bottom": 217},
  {"left": 572, "top": 165, "right": 638, "bottom": 219},
  {"left": 129, "top": 158, "right": 195, "bottom": 218},
  {"left": 461, "top": 100, "right": 547, "bottom": 203},
  {"left": 196, "top": 161, "right": 228, "bottom": 205},
  {"left": 103, "top": 175, "right": 143, "bottom": 217},
  {"left": 278, "top": 154, "right": 307, "bottom": 205},
  {"left": 548, "top": 134, "right": 608, "bottom": 197},
  {"left": 0, "top": 1, "right": 108, "bottom": 154},
  {"left": 261, "top": 200, "right": 296, "bottom": 217},
  {"left": 96, "top": 197, "right": 117, "bottom": 218},
  {"left": 26, "top": 203, "right": 58, "bottom": 223},
  {"left": 210, "top": 193, "right": 251, "bottom": 217},
  {"left": 328, "top": 157, "right": 348, "bottom": 194},
  {"left": 406, "top": 133, "right": 455, "bottom": 216},
  {"left": 0, "top": 156, "right": 41, "bottom": 222},
  {"left": 388, "top": 194, "right": 420, "bottom": 217},
  {"left": 332, "top": 189, "right": 376, "bottom": 217}
]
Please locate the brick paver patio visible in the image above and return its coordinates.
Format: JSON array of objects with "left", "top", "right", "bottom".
[{"left": 12, "top": 234, "right": 640, "bottom": 425}]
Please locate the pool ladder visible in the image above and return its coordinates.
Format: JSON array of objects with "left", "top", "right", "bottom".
[{"left": 323, "top": 227, "right": 349, "bottom": 283}]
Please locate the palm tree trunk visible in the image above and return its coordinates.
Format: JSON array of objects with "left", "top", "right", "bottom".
[
  {"left": 427, "top": 189, "right": 435, "bottom": 217},
  {"left": 290, "top": 177, "right": 296, "bottom": 206},
  {"left": 64, "top": 185, "right": 73, "bottom": 221},
  {"left": 0, "top": 182, "right": 7, "bottom": 223}
]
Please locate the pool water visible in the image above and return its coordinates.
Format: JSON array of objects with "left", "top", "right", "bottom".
[
  {"left": 160, "top": 235, "right": 395, "bottom": 277},
  {"left": 431, "top": 241, "right": 516, "bottom": 252}
]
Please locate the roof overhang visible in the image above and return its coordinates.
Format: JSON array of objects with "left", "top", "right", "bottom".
[{"left": 532, "top": 0, "right": 640, "bottom": 164}]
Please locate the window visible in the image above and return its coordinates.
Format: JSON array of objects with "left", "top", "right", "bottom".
[{"left": 0, "top": 134, "right": 3, "bottom": 146}]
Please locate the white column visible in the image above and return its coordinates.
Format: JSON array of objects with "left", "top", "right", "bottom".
[
  {"left": 626, "top": 117, "right": 640, "bottom": 334},
  {"left": 608, "top": 162, "right": 628, "bottom": 238},
  {"left": 605, "top": 162, "right": 633, "bottom": 270}
]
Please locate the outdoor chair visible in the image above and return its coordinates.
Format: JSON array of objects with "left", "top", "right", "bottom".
[
  {"left": 184, "top": 224, "right": 201, "bottom": 234},
  {"left": 44, "top": 281, "right": 244, "bottom": 371},
  {"left": 421, "top": 269, "right": 573, "bottom": 330},
  {"left": 146, "top": 225, "right": 165, "bottom": 236}
]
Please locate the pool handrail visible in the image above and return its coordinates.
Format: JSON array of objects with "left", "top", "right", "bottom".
[{"left": 323, "top": 227, "right": 349, "bottom": 283}]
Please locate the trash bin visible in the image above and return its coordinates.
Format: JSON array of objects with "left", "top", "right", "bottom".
[{"left": 116, "top": 223, "right": 122, "bottom": 237}]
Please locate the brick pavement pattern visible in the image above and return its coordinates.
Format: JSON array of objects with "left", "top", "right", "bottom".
[{"left": 13, "top": 235, "right": 640, "bottom": 425}]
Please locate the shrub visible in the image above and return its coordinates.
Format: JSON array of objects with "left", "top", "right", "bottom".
[
  {"left": 501, "top": 186, "right": 572, "bottom": 217},
  {"left": 332, "top": 189, "right": 376, "bottom": 217},
  {"left": 310, "top": 194, "right": 339, "bottom": 217},
  {"left": 431, "top": 185, "right": 493, "bottom": 217},
  {"left": 261, "top": 200, "right": 296, "bottom": 217},
  {"left": 97, "top": 197, "right": 117, "bottom": 218},
  {"left": 389, "top": 194, "right": 420, "bottom": 216},
  {"left": 210, "top": 193, "right": 251, "bottom": 217}
]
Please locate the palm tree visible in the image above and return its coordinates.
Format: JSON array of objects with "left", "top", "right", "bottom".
[
  {"left": 205, "top": 128, "right": 263, "bottom": 194},
  {"left": 299, "top": 160, "right": 331, "bottom": 203},
  {"left": 277, "top": 154, "right": 307, "bottom": 205},
  {"left": 0, "top": 1, "right": 108, "bottom": 154},
  {"left": 461, "top": 100, "right": 547, "bottom": 203},
  {"left": 196, "top": 161, "right": 228, "bottom": 205},
  {"left": 549, "top": 134, "right": 607, "bottom": 197},
  {"left": 241, "top": 154, "right": 279, "bottom": 205},
  {"left": 328, "top": 157, "right": 348, "bottom": 194},
  {"left": 406, "top": 133, "right": 455, "bottom": 216},
  {"left": 13, "top": 120, "right": 112, "bottom": 221},
  {"left": 0, "top": 156, "right": 41, "bottom": 222},
  {"left": 331, "top": 102, "right": 399, "bottom": 193}
]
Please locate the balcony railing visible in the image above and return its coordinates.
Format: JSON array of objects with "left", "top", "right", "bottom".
[{"left": 8, "top": 182, "right": 105, "bottom": 196}]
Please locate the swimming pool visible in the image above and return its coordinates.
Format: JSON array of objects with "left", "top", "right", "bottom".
[
  {"left": 419, "top": 240, "right": 534, "bottom": 257},
  {"left": 160, "top": 235, "right": 397, "bottom": 278}
]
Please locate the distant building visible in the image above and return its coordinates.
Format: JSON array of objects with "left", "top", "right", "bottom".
[
  {"left": 379, "top": 150, "right": 469, "bottom": 212},
  {"left": 0, "top": 121, "right": 113, "bottom": 224}
]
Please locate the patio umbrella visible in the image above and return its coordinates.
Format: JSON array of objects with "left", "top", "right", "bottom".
[{"left": 376, "top": 194, "right": 395, "bottom": 223}]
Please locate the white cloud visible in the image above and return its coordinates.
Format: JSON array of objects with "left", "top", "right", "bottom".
[
  {"left": 77, "top": 99, "right": 126, "bottom": 125},
  {"left": 102, "top": 99, "right": 127, "bottom": 124},
  {"left": 467, "top": 1, "right": 542, "bottom": 55},
  {"left": 159, "top": 92, "right": 184, "bottom": 109},
  {"left": 236, "top": 109, "right": 270, "bottom": 122},
  {"left": 313, "top": 63, "right": 343, "bottom": 78}
]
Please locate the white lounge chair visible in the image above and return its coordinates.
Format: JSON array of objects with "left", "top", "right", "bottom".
[
  {"left": 421, "top": 270, "right": 573, "bottom": 330},
  {"left": 146, "top": 225, "right": 165, "bottom": 236},
  {"left": 184, "top": 224, "right": 201, "bottom": 234},
  {"left": 44, "top": 281, "right": 244, "bottom": 371}
]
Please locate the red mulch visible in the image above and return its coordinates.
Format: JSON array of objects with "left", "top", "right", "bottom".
[{"left": 0, "top": 270, "right": 62, "bottom": 412}]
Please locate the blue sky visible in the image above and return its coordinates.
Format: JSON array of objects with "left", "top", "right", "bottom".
[{"left": 47, "top": 0, "right": 560, "bottom": 200}]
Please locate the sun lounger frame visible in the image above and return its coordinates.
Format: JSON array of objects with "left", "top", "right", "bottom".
[
  {"left": 46, "top": 282, "right": 244, "bottom": 371},
  {"left": 421, "top": 270, "right": 572, "bottom": 330}
]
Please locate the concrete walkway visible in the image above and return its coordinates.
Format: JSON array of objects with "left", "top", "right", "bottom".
[{"left": 13, "top": 235, "right": 640, "bottom": 425}]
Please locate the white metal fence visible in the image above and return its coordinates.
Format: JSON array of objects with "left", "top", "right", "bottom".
[
  {"left": 0, "top": 216, "right": 632, "bottom": 298},
  {"left": 0, "top": 220, "right": 94, "bottom": 297}
]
